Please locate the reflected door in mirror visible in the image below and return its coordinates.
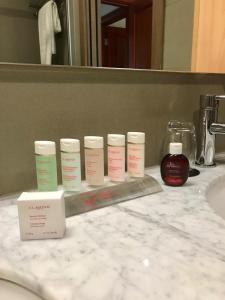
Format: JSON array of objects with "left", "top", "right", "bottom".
[
  {"left": 131, "top": 2, "right": 152, "bottom": 68},
  {"left": 102, "top": 25, "right": 129, "bottom": 68},
  {"left": 101, "top": 0, "right": 153, "bottom": 69}
]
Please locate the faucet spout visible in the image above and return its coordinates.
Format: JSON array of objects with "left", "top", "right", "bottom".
[
  {"left": 196, "top": 95, "right": 225, "bottom": 167},
  {"left": 210, "top": 123, "right": 225, "bottom": 134}
]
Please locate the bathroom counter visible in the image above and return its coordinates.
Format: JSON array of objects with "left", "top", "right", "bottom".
[{"left": 0, "top": 166, "right": 225, "bottom": 300}]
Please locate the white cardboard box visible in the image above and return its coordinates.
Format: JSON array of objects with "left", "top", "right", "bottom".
[{"left": 17, "top": 191, "right": 66, "bottom": 240}]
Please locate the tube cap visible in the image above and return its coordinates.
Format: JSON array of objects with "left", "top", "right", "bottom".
[
  {"left": 108, "top": 134, "right": 125, "bottom": 146},
  {"left": 127, "top": 132, "right": 145, "bottom": 144},
  {"left": 35, "top": 141, "right": 56, "bottom": 155},
  {"left": 169, "top": 142, "right": 182, "bottom": 155},
  {"left": 60, "top": 139, "right": 80, "bottom": 152},
  {"left": 84, "top": 136, "right": 104, "bottom": 149}
]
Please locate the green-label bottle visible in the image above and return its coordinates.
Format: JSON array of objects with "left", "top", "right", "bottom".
[{"left": 35, "top": 141, "right": 58, "bottom": 191}]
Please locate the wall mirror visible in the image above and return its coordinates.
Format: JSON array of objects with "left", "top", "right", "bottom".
[{"left": 0, "top": 0, "right": 224, "bottom": 73}]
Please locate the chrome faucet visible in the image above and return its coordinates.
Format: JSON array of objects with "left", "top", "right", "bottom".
[{"left": 196, "top": 95, "right": 225, "bottom": 166}]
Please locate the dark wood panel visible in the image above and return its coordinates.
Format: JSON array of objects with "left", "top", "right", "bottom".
[
  {"left": 102, "top": 27, "right": 129, "bottom": 68},
  {"left": 102, "top": 0, "right": 152, "bottom": 6},
  {"left": 134, "top": 4, "right": 152, "bottom": 68},
  {"left": 102, "top": 0, "right": 137, "bottom": 6}
]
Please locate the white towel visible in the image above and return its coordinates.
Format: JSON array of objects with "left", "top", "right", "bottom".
[{"left": 38, "top": 0, "right": 62, "bottom": 65}]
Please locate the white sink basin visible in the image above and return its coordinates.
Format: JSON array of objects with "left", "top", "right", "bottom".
[
  {"left": 0, "top": 279, "right": 43, "bottom": 300},
  {"left": 206, "top": 175, "right": 225, "bottom": 220}
]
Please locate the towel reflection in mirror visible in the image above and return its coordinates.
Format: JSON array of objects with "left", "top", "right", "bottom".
[{"left": 38, "top": 0, "right": 62, "bottom": 64}]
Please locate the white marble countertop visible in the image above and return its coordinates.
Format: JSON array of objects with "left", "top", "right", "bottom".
[{"left": 0, "top": 166, "right": 225, "bottom": 300}]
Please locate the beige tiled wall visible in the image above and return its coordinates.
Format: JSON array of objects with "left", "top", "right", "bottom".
[{"left": 1, "top": 64, "right": 225, "bottom": 194}]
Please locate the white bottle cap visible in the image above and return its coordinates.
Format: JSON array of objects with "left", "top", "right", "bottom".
[
  {"left": 60, "top": 139, "right": 80, "bottom": 152},
  {"left": 169, "top": 142, "right": 182, "bottom": 155},
  {"left": 108, "top": 134, "right": 125, "bottom": 146},
  {"left": 127, "top": 132, "right": 145, "bottom": 144},
  {"left": 84, "top": 136, "right": 104, "bottom": 149},
  {"left": 35, "top": 141, "right": 56, "bottom": 155}
]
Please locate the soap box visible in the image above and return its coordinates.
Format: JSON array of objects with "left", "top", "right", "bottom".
[{"left": 17, "top": 191, "right": 66, "bottom": 240}]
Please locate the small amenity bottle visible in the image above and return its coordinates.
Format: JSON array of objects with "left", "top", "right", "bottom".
[
  {"left": 35, "top": 141, "right": 58, "bottom": 191},
  {"left": 84, "top": 136, "right": 104, "bottom": 186},
  {"left": 161, "top": 142, "right": 189, "bottom": 186},
  {"left": 60, "top": 139, "right": 81, "bottom": 192},
  {"left": 127, "top": 132, "right": 145, "bottom": 177},
  {"left": 108, "top": 134, "right": 125, "bottom": 182}
]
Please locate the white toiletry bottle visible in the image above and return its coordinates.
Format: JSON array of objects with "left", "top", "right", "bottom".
[
  {"left": 127, "top": 132, "right": 145, "bottom": 177},
  {"left": 84, "top": 136, "right": 104, "bottom": 186},
  {"left": 35, "top": 141, "right": 58, "bottom": 191},
  {"left": 108, "top": 134, "right": 125, "bottom": 182},
  {"left": 60, "top": 139, "right": 81, "bottom": 192}
]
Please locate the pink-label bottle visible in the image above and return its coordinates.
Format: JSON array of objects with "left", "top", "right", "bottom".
[
  {"left": 108, "top": 134, "right": 125, "bottom": 182},
  {"left": 127, "top": 132, "right": 145, "bottom": 178},
  {"left": 84, "top": 136, "right": 104, "bottom": 186},
  {"left": 60, "top": 139, "right": 81, "bottom": 192}
]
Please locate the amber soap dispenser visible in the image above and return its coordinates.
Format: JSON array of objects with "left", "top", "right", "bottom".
[{"left": 161, "top": 142, "right": 189, "bottom": 186}]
